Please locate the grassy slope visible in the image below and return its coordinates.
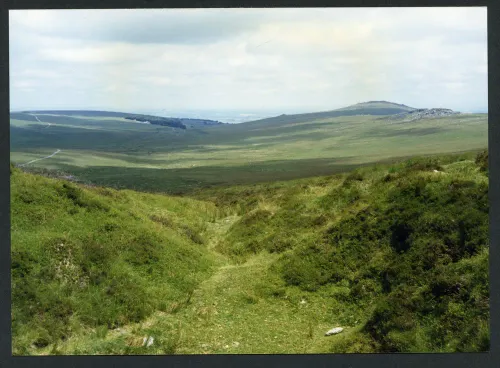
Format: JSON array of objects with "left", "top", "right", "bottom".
[
  {"left": 193, "top": 151, "right": 489, "bottom": 353},
  {"left": 11, "top": 150, "right": 489, "bottom": 354},
  {"left": 10, "top": 110, "right": 487, "bottom": 194},
  {"left": 10, "top": 166, "right": 226, "bottom": 355},
  {"left": 238, "top": 101, "right": 415, "bottom": 127}
]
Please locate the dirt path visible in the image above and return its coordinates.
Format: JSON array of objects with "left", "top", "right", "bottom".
[
  {"left": 19, "top": 149, "right": 62, "bottom": 167},
  {"left": 31, "top": 114, "right": 52, "bottom": 128}
]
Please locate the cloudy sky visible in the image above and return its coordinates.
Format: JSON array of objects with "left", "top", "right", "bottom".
[{"left": 9, "top": 7, "right": 487, "bottom": 114}]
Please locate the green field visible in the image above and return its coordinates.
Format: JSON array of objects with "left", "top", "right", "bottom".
[{"left": 10, "top": 104, "right": 487, "bottom": 194}]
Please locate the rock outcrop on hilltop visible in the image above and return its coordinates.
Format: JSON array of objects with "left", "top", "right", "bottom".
[{"left": 387, "top": 108, "right": 460, "bottom": 122}]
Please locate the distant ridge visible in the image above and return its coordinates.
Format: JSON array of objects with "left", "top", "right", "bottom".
[
  {"left": 21, "top": 110, "right": 127, "bottom": 117},
  {"left": 243, "top": 101, "right": 416, "bottom": 126},
  {"left": 14, "top": 110, "right": 224, "bottom": 129},
  {"left": 363, "top": 100, "right": 413, "bottom": 108},
  {"left": 336, "top": 101, "right": 416, "bottom": 112}
]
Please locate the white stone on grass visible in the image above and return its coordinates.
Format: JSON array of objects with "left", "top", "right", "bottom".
[
  {"left": 325, "top": 327, "right": 344, "bottom": 336},
  {"left": 143, "top": 336, "right": 154, "bottom": 347}
]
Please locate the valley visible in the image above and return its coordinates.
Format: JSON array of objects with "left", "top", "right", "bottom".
[{"left": 10, "top": 101, "right": 489, "bottom": 355}]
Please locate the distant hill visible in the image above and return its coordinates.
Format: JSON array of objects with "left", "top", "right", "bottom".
[
  {"left": 336, "top": 100, "right": 415, "bottom": 112},
  {"left": 21, "top": 110, "right": 127, "bottom": 118},
  {"left": 243, "top": 101, "right": 416, "bottom": 127},
  {"left": 18, "top": 110, "right": 224, "bottom": 129}
]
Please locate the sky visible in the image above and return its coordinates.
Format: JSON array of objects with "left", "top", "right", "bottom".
[{"left": 9, "top": 7, "right": 488, "bottom": 115}]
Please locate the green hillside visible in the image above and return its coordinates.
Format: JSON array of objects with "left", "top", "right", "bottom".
[
  {"left": 238, "top": 101, "right": 416, "bottom": 128},
  {"left": 11, "top": 150, "right": 489, "bottom": 354},
  {"left": 10, "top": 165, "right": 224, "bottom": 355}
]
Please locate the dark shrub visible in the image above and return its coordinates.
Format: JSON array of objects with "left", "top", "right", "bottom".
[
  {"left": 182, "top": 225, "right": 205, "bottom": 245},
  {"left": 312, "top": 214, "right": 328, "bottom": 226},
  {"left": 59, "top": 183, "right": 110, "bottom": 212},
  {"left": 126, "top": 232, "right": 163, "bottom": 266},
  {"left": 390, "top": 222, "right": 412, "bottom": 253},
  {"left": 475, "top": 150, "right": 488, "bottom": 172},
  {"left": 404, "top": 157, "right": 443, "bottom": 172},
  {"left": 343, "top": 171, "right": 364, "bottom": 187},
  {"left": 150, "top": 214, "right": 173, "bottom": 227},
  {"left": 264, "top": 232, "right": 295, "bottom": 253}
]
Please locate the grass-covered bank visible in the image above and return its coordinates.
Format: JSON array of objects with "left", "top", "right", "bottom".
[
  {"left": 11, "top": 150, "right": 489, "bottom": 354},
  {"left": 10, "top": 166, "right": 226, "bottom": 355},
  {"left": 193, "top": 150, "right": 489, "bottom": 352}
]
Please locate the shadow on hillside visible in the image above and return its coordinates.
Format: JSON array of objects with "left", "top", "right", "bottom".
[
  {"left": 50, "top": 156, "right": 363, "bottom": 195},
  {"left": 358, "top": 126, "right": 445, "bottom": 139},
  {"left": 11, "top": 121, "right": 349, "bottom": 162},
  {"left": 10, "top": 124, "right": 188, "bottom": 153}
]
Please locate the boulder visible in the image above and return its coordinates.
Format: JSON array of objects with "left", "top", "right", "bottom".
[
  {"left": 143, "top": 336, "right": 154, "bottom": 347},
  {"left": 325, "top": 327, "right": 344, "bottom": 336}
]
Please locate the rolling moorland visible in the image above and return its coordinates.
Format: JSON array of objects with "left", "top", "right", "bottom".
[
  {"left": 10, "top": 101, "right": 487, "bottom": 194},
  {"left": 10, "top": 101, "right": 489, "bottom": 354}
]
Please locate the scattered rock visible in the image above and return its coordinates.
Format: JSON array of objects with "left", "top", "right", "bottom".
[
  {"left": 201, "top": 343, "right": 209, "bottom": 348},
  {"left": 143, "top": 336, "right": 154, "bottom": 347},
  {"left": 300, "top": 299, "right": 307, "bottom": 305},
  {"left": 232, "top": 341, "right": 240, "bottom": 347},
  {"left": 387, "top": 108, "right": 460, "bottom": 122},
  {"left": 325, "top": 327, "right": 344, "bottom": 336}
]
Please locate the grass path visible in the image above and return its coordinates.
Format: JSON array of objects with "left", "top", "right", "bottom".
[
  {"left": 99, "top": 215, "right": 347, "bottom": 354},
  {"left": 47, "top": 214, "right": 350, "bottom": 355},
  {"left": 18, "top": 149, "right": 62, "bottom": 167},
  {"left": 167, "top": 249, "right": 343, "bottom": 355},
  {"left": 31, "top": 114, "right": 52, "bottom": 128}
]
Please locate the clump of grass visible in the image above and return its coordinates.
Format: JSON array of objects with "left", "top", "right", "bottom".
[{"left": 342, "top": 170, "right": 364, "bottom": 187}]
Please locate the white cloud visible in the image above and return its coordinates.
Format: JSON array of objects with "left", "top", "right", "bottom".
[{"left": 9, "top": 7, "right": 487, "bottom": 112}]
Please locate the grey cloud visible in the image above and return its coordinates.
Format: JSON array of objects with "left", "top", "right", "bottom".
[{"left": 13, "top": 10, "right": 267, "bottom": 45}]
